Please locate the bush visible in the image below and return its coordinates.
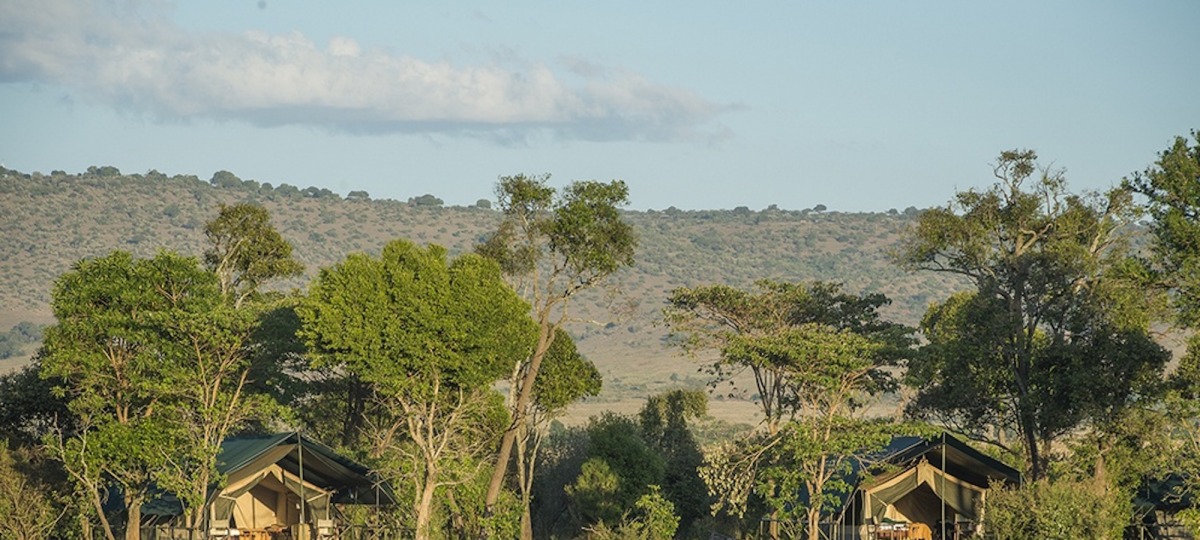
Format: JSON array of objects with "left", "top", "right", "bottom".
[{"left": 982, "top": 479, "right": 1130, "bottom": 540}]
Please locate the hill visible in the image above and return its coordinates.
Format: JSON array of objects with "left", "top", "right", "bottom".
[{"left": 0, "top": 167, "right": 969, "bottom": 423}]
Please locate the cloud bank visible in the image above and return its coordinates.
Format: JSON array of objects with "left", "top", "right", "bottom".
[{"left": 0, "top": 0, "right": 730, "bottom": 142}]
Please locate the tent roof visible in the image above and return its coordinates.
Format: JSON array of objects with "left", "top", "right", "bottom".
[
  {"left": 870, "top": 433, "right": 1021, "bottom": 488},
  {"left": 803, "top": 432, "right": 1021, "bottom": 518},
  {"left": 144, "top": 432, "right": 393, "bottom": 517},
  {"left": 215, "top": 432, "right": 393, "bottom": 505}
]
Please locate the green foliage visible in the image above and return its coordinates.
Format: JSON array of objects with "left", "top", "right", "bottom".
[
  {"left": 584, "top": 486, "right": 680, "bottom": 540},
  {"left": 204, "top": 203, "right": 304, "bottom": 307},
  {"left": 982, "top": 479, "right": 1131, "bottom": 540},
  {"left": 0, "top": 362, "right": 71, "bottom": 445},
  {"left": 897, "top": 149, "right": 1166, "bottom": 478},
  {"left": 568, "top": 458, "right": 624, "bottom": 527},
  {"left": 1127, "top": 131, "right": 1200, "bottom": 326},
  {"left": 637, "top": 390, "right": 709, "bottom": 532},
  {"left": 567, "top": 414, "right": 666, "bottom": 528},
  {"left": 534, "top": 328, "right": 602, "bottom": 413},
  {"left": 299, "top": 239, "right": 536, "bottom": 393},
  {"left": 0, "top": 443, "right": 64, "bottom": 540}
]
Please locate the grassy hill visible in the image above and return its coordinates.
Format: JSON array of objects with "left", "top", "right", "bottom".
[{"left": 0, "top": 166, "right": 969, "bottom": 423}]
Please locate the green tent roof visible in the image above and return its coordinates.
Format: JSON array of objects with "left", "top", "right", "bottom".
[{"left": 144, "top": 432, "right": 393, "bottom": 518}]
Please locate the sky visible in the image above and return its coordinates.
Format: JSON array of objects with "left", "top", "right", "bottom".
[{"left": 1, "top": 1, "right": 1197, "bottom": 212}]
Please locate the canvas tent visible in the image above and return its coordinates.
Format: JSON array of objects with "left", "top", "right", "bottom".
[
  {"left": 815, "top": 433, "right": 1020, "bottom": 539},
  {"left": 144, "top": 432, "right": 392, "bottom": 536}
]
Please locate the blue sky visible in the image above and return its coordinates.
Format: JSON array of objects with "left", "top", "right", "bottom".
[{"left": 1, "top": 0, "right": 1197, "bottom": 211}]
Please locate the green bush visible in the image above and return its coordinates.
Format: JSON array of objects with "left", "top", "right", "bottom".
[{"left": 982, "top": 479, "right": 1130, "bottom": 540}]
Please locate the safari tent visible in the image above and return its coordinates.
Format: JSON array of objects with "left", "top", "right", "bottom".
[
  {"left": 143, "top": 432, "right": 392, "bottom": 539},
  {"left": 809, "top": 433, "right": 1021, "bottom": 539}
]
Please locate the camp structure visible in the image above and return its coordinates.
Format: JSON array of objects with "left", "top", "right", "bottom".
[
  {"left": 143, "top": 432, "right": 393, "bottom": 540},
  {"left": 798, "top": 433, "right": 1021, "bottom": 540}
]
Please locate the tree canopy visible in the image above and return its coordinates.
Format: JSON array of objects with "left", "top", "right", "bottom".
[{"left": 897, "top": 149, "right": 1168, "bottom": 479}]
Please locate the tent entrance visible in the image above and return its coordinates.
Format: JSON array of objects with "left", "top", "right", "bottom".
[
  {"left": 213, "top": 464, "right": 331, "bottom": 530},
  {"left": 863, "top": 459, "right": 986, "bottom": 525}
]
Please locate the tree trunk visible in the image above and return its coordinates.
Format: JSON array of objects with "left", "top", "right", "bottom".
[
  {"left": 485, "top": 323, "right": 555, "bottom": 513},
  {"left": 414, "top": 473, "right": 438, "bottom": 540},
  {"left": 125, "top": 493, "right": 143, "bottom": 540},
  {"left": 807, "top": 506, "right": 821, "bottom": 540},
  {"left": 520, "top": 506, "right": 533, "bottom": 540},
  {"left": 1021, "top": 422, "right": 1042, "bottom": 480}
]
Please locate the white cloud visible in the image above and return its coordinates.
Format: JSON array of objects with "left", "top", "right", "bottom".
[{"left": 0, "top": 0, "right": 730, "bottom": 142}]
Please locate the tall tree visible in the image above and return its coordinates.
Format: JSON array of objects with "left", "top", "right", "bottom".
[
  {"left": 204, "top": 203, "right": 303, "bottom": 308},
  {"left": 698, "top": 324, "right": 906, "bottom": 540},
  {"left": 1127, "top": 132, "right": 1200, "bottom": 506},
  {"left": 40, "top": 252, "right": 258, "bottom": 540},
  {"left": 897, "top": 149, "right": 1168, "bottom": 479},
  {"left": 1128, "top": 131, "right": 1200, "bottom": 326},
  {"left": 40, "top": 252, "right": 206, "bottom": 540},
  {"left": 476, "top": 174, "right": 636, "bottom": 521},
  {"left": 298, "top": 240, "right": 537, "bottom": 540}
]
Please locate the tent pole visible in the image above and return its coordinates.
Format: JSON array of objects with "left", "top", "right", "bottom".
[
  {"left": 941, "top": 433, "right": 946, "bottom": 540},
  {"left": 299, "top": 432, "right": 307, "bottom": 534}
]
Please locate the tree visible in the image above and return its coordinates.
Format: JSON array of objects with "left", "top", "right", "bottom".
[
  {"left": 1128, "top": 131, "right": 1200, "bottom": 326},
  {"left": 209, "top": 170, "right": 242, "bottom": 188},
  {"left": 41, "top": 252, "right": 186, "bottom": 540},
  {"left": 408, "top": 193, "right": 444, "bottom": 207},
  {"left": 897, "top": 149, "right": 1168, "bottom": 480},
  {"left": 203, "top": 203, "right": 303, "bottom": 308},
  {"left": 566, "top": 414, "right": 665, "bottom": 529},
  {"left": 298, "top": 240, "right": 537, "bottom": 540},
  {"left": 0, "top": 362, "right": 70, "bottom": 447},
  {"left": 665, "top": 280, "right": 910, "bottom": 435},
  {"left": 637, "top": 390, "right": 708, "bottom": 534},
  {"left": 1127, "top": 132, "right": 1200, "bottom": 507},
  {"left": 477, "top": 174, "right": 636, "bottom": 522},
  {"left": 0, "top": 443, "right": 65, "bottom": 540},
  {"left": 666, "top": 281, "right": 911, "bottom": 539},
  {"left": 982, "top": 478, "right": 1130, "bottom": 540}
]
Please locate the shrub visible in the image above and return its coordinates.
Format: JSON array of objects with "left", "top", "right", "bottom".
[{"left": 982, "top": 479, "right": 1130, "bottom": 540}]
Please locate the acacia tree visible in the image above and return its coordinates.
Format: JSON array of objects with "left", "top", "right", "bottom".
[
  {"left": 477, "top": 174, "right": 636, "bottom": 522},
  {"left": 204, "top": 203, "right": 303, "bottom": 308},
  {"left": 699, "top": 325, "right": 907, "bottom": 540},
  {"left": 667, "top": 281, "right": 911, "bottom": 539},
  {"left": 897, "top": 149, "right": 1168, "bottom": 480},
  {"left": 665, "top": 280, "right": 909, "bottom": 435},
  {"left": 298, "top": 240, "right": 537, "bottom": 540}
]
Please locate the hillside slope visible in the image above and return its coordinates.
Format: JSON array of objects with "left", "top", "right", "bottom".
[{"left": 0, "top": 168, "right": 969, "bottom": 421}]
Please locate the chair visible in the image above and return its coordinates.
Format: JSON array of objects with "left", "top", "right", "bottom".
[
  {"left": 316, "top": 519, "right": 335, "bottom": 540},
  {"left": 209, "top": 519, "right": 240, "bottom": 538}
]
